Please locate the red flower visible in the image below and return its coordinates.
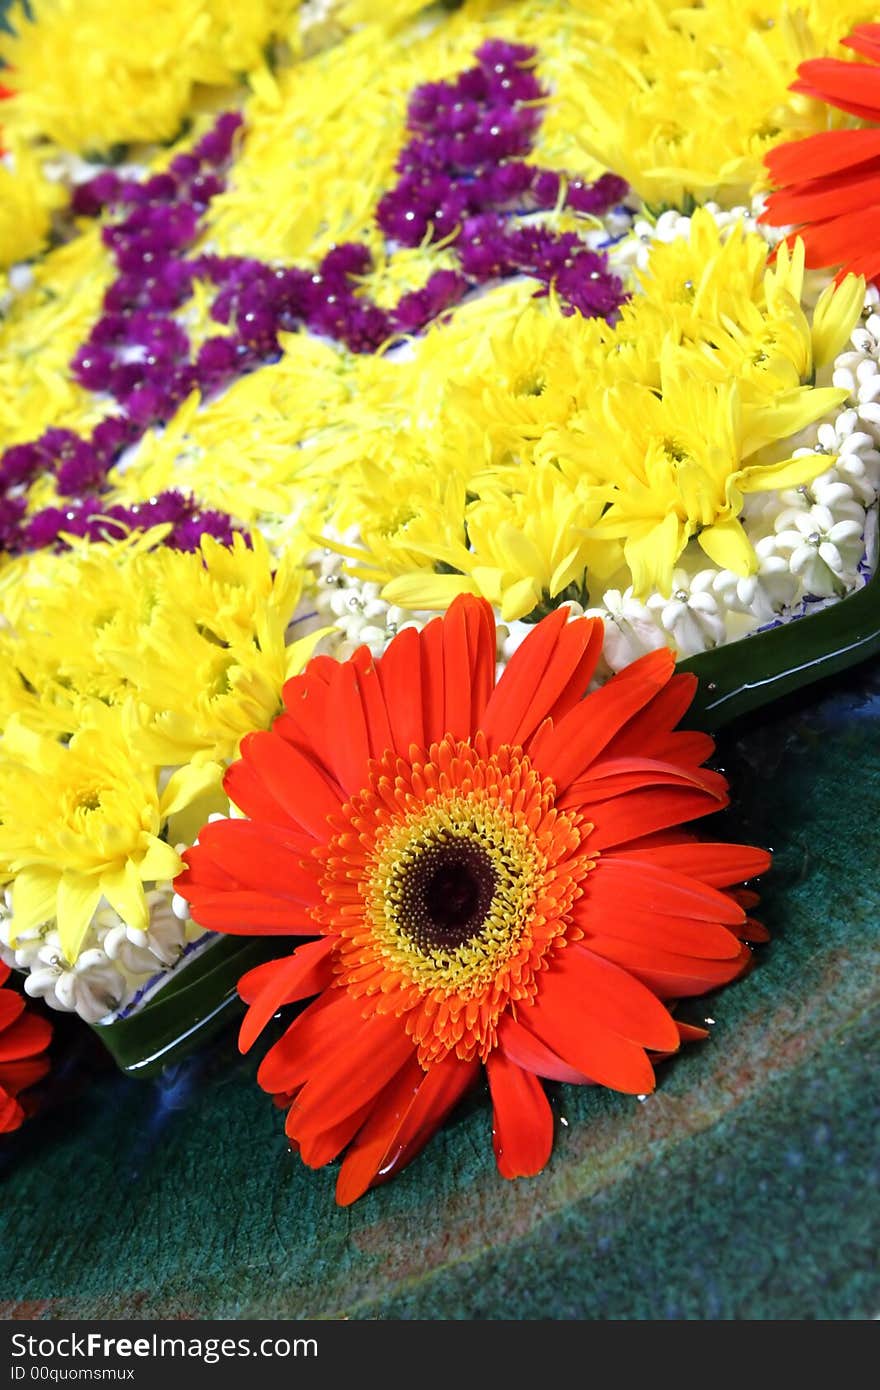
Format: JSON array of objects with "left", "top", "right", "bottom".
[
  {"left": 0, "top": 963, "right": 52, "bottom": 1133},
  {"left": 176, "top": 597, "right": 770, "bottom": 1205},
  {"left": 761, "top": 24, "right": 880, "bottom": 281}
]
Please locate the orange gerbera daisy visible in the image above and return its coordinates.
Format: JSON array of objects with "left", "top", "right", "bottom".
[
  {"left": 761, "top": 25, "right": 880, "bottom": 282},
  {"left": 176, "top": 597, "right": 770, "bottom": 1205},
  {"left": 0, "top": 963, "right": 52, "bottom": 1133}
]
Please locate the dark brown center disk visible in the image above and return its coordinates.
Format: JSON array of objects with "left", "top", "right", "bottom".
[{"left": 396, "top": 834, "right": 498, "bottom": 953}]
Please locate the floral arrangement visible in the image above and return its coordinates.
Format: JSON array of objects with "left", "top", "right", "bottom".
[{"left": 0, "top": 0, "right": 877, "bottom": 1204}]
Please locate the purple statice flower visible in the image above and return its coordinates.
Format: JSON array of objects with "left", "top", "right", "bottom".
[
  {"left": 0, "top": 443, "right": 43, "bottom": 490},
  {"left": 170, "top": 508, "right": 240, "bottom": 551},
  {"left": 49, "top": 430, "right": 107, "bottom": 497},
  {"left": 339, "top": 302, "right": 393, "bottom": 354},
  {"left": 20, "top": 505, "right": 67, "bottom": 549},
  {"left": 71, "top": 170, "right": 123, "bottom": 218},
  {"left": 193, "top": 111, "right": 243, "bottom": 166},
  {"left": 565, "top": 171, "right": 630, "bottom": 215},
  {"left": 195, "top": 337, "right": 242, "bottom": 395},
  {"left": 0, "top": 494, "right": 26, "bottom": 548},
  {"left": 392, "top": 269, "right": 468, "bottom": 335},
  {"left": 91, "top": 416, "right": 139, "bottom": 464}
]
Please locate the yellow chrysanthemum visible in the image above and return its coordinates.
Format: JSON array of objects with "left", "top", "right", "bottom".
[
  {"left": 1, "top": 530, "right": 322, "bottom": 769},
  {"left": 562, "top": 0, "right": 880, "bottom": 208},
  {"left": 0, "top": 0, "right": 301, "bottom": 153},
  {"left": 383, "top": 463, "right": 604, "bottom": 622},
  {"left": 0, "top": 136, "right": 63, "bottom": 269},
  {"left": 0, "top": 705, "right": 205, "bottom": 962},
  {"left": 0, "top": 227, "right": 114, "bottom": 444},
  {"left": 559, "top": 350, "right": 843, "bottom": 595}
]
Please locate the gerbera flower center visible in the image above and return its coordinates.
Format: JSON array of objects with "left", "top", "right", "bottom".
[
  {"left": 394, "top": 834, "right": 497, "bottom": 952},
  {"left": 315, "top": 733, "right": 595, "bottom": 1063}
]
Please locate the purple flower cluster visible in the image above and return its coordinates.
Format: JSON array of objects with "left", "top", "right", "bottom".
[
  {"left": 17, "top": 490, "right": 238, "bottom": 552},
  {"left": 0, "top": 40, "right": 630, "bottom": 559},
  {"left": 377, "top": 39, "right": 629, "bottom": 316},
  {"left": 0, "top": 114, "right": 246, "bottom": 556}
]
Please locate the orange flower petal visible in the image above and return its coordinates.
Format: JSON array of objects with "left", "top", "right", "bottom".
[
  {"left": 375, "top": 625, "right": 426, "bottom": 754},
  {"left": 0, "top": 990, "right": 25, "bottom": 1031},
  {"left": 287, "top": 1014, "right": 414, "bottom": 1140},
  {"left": 498, "top": 1013, "right": 590, "bottom": 1083},
  {"left": 764, "top": 127, "right": 880, "bottom": 187},
  {"left": 613, "top": 841, "right": 771, "bottom": 887},
  {"left": 240, "top": 730, "right": 343, "bottom": 838},
  {"left": 238, "top": 939, "right": 334, "bottom": 1054},
  {"left": 337, "top": 1053, "right": 479, "bottom": 1204},
  {"left": 487, "top": 1050, "right": 554, "bottom": 1180},
  {"left": 0, "top": 1011, "right": 51, "bottom": 1063},
  {"left": 549, "top": 944, "right": 682, "bottom": 1051},
  {"left": 530, "top": 647, "right": 675, "bottom": 791},
  {"left": 580, "top": 782, "right": 728, "bottom": 848},
  {"left": 587, "top": 935, "right": 752, "bottom": 999}
]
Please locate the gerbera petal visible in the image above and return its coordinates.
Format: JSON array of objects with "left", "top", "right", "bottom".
[
  {"left": 791, "top": 59, "right": 880, "bottom": 122},
  {"left": 587, "top": 935, "right": 752, "bottom": 998},
  {"left": 522, "top": 960, "right": 658, "bottom": 1094},
  {"left": 583, "top": 856, "right": 746, "bottom": 924},
  {"left": 498, "top": 1013, "right": 591, "bottom": 1083},
  {"left": 343, "top": 1053, "right": 480, "bottom": 1202},
  {"left": 351, "top": 647, "right": 395, "bottom": 760},
  {"left": 239, "top": 730, "right": 342, "bottom": 838},
  {"left": 675, "top": 1021, "right": 710, "bottom": 1044},
  {"left": 257, "top": 988, "right": 361, "bottom": 1094},
  {"left": 790, "top": 207, "right": 880, "bottom": 271},
  {"left": 418, "top": 612, "right": 447, "bottom": 746},
  {"left": 533, "top": 647, "right": 675, "bottom": 792},
  {"left": 486, "top": 1050, "right": 554, "bottom": 1180},
  {"left": 764, "top": 167, "right": 880, "bottom": 225},
  {"left": 286, "top": 1013, "right": 414, "bottom": 1139},
  {"left": 435, "top": 594, "right": 496, "bottom": 741},
  {"left": 601, "top": 672, "right": 701, "bottom": 760},
  {"left": 278, "top": 655, "right": 336, "bottom": 758},
  {"left": 183, "top": 889, "right": 316, "bottom": 935},
  {"left": 842, "top": 23, "right": 880, "bottom": 61},
  {"left": 192, "top": 819, "right": 320, "bottom": 902},
  {"left": 613, "top": 841, "right": 771, "bottom": 886},
  {"left": 523, "top": 999, "right": 656, "bottom": 1095},
  {"left": 574, "top": 891, "right": 743, "bottom": 959},
  {"left": 550, "top": 943, "right": 681, "bottom": 1050},
  {"left": 579, "top": 782, "right": 728, "bottom": 847},
  {"left": 764, "top": 127, "right": 880, "bottom": 186},
  {"left": 238, "top": 939, "right": 335, "bottom": 1054},
  {"left": 0, "top": 1011, "right": 52, "bottom": 1062},
  {"left": 325, "top": 659, "right": 373, "bottom": 794},
  {"left": 0, "top": 991, "right": 25, "bottom": 1031},
  {"left": 0, "top": 1093, "right": 24, "bottom": 1132},
  {"left": 332, "top": 1052, "right": 426, "bottom": 1204},
  {"left": 501, "top": 615, "right": 604, "bottom": 749},
  {"left": 0, "top": 1055, "right": 50, "bottom": 1097},
  {"left": 481, "top": 607, "right": 591, "bottom": 749},
  {"left": 375, "top": 625, "right": 425, "bottom": 754},
  {"left": 571, "top": 755, "right": 726, "bottom": 805},
  {"left": 294, "top": 1096, "right": 375, "bottom": 1170},
  {"left": 223, "top": 758, "right": 299, "bottom": 826}
]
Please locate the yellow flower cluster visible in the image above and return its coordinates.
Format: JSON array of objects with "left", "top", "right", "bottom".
[
  {"left": 0, "top": 136, "right": 63, "bottom": 269},
  {"left": 0, "top": 532, "right": 320, "bottom": 961},
  {"left": 0, "top": 0, "right": 303, "bottom": 153},
  {"left": 309, "top": 215, "right": 863, "bottom": 610},
  {"left": 560, "top": 0, "right": 880, "bottom": 208},
  {"left": 0, "top": 230, "right": 114, "bottom": 445}
]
